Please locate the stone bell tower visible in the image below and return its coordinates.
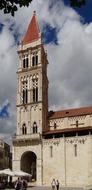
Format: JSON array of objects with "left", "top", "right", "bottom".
[
  {"left": 12, "top": 11, "right": 48, "bottom": 185},
  {"left": 17, "top": 11, "right": 48, "bottom": 136}
]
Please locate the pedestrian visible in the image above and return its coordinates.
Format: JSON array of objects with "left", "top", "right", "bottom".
[
  {"left": 15, "top": 178, "right": 22, "bottom": 190},
  {"left": 22, "top": 179, "right": 27, "bottom": 190},
  {"left": 51, "top": 179, "right": 56, "bottom": 190},
  {"left": 56, "top": 180, "right": 59, "bottom": 190}
]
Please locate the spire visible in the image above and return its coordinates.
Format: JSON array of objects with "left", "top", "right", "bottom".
[{"left": 22, "top": 11, "right": 40, "bottom": 45}]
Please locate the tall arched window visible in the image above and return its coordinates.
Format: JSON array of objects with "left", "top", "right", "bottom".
[
  {"left": 36, "top": 55, "right": 38, "bottom": 66},
  {"left": 33, "top": 87, "right": 35, "bottom": 102},
  {"left": 33, "top": 122, "right": 37, "bottom": 134},
  {"left": 32, "top": 53, "right": 38, "bottom": 67},
  {"left": 32, "top": 78, "right": 38, "bottom": 102},
  {"left": 22, "top": 123, "right": 27, "bottom": 135},
  {"left": 23, "top": 59, "right": 25, "bottom": 68},
  {"left": 25, "top": 89, "right": 28, "bottom": 103},
  {"left": 26, "top": 57, "right": 28, "bottom": 68},
  {"left": 23, "top": 89, "right": 28, "bottom": 104},
  {"left": 22, "top": 80, "right": 28, "bottom": 104},
  {"left": 36, "top": 87, "right": 38, "bottom": 102},
  {"left": 23, "top": 55, "right": 29, "bottom": 68},
  {"left": 32, "top": 56, "right": 35, "bottom": 67}
]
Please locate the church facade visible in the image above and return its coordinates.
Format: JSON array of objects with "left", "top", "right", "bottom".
[{"left": 12, "top": 12, "right": 92, "bottom": 187}]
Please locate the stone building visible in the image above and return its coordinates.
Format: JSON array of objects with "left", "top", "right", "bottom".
[
  {"left": 0, "top": 139, "right": 11, "bottom": 170},
  {"left": 12, "top": 12, "right": 92, "bottom": 187}
]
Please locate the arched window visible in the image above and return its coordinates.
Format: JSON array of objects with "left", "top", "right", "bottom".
[
  {"left": 32, "top": 78, "right": 38, "bottom": 102},
  {"left": 23, "top": 89, "right": 28, "bottom": 104},
  {"left": 32, "top": 53, "right": 38, "bottom": 67},
  {"left": 22, "top": 123, "right": 27, "bottom": 135},
  {"left": 33, "top": 87, "right": 35, "bottom": 102},
  {"left": 26, "top": 57, "right": 29, "bottom": 68},
  {"left": 33, "top": 122, "right": 37, "bottom": 134},
  {"left": 22, "top": 80, "right": 28, "bottom": 104},
  {"left": 32, "top": 56, "right": 35, "bottom": 67},
  {"left": 23, "top": 89, "right": 25, "bottom": 104},
  {"left": 36, "top": 87, "right": 38, "bottom": 102},
  {"left": 23, "top": 55, "right": 29, "bottom": 68},
  {"left": 23, "top": 59, "right": 25, "bottom": 68},
  {"left": 36, "top": 55, "right": 38, "bottom": 66},
  {"left": 25, "top": 89, "right": 28, "bottom": 103}
]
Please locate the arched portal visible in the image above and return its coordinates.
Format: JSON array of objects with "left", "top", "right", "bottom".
[{"left": 21, "top": 151, "right": 37, "bottom": 181}]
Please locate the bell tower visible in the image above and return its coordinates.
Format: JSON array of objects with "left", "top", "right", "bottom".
[
  {"left": 16, "top": 11, "right": 48, "bottom": 137},
  {"left": 12, "top": 12, "right": 48, "bottom": 185}
]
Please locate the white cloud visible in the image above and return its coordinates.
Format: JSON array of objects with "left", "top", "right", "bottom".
[{"left": 0, "top": 0, "right": 92, "bottom": 144}]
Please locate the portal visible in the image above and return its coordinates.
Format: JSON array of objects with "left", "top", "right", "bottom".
[{"left": 21, "top": 151, "right": 37, "bottom": 181}]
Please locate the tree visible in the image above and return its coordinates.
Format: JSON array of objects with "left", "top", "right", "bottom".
[
  {"left": 0, "top": 0, "right": 86, "bottom": 17},
  {"left": 0, "top": 0, "right": 33, "bottom": 16},
  {"left": 70, "top": 0, "right": 86, "bottom": 8}
]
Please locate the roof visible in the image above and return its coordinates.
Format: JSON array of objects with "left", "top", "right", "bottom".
[
  {"left": 49, "top": 106, "right": 92, "bottom": 119},
  {"left": 22, "top": 11, "right": 40, "bottom": 45},
  {"left": 43, "top": 126, "right": 92, "bottom": 135}
]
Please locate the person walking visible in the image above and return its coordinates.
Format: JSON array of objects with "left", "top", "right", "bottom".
[
  {"left": 15, "top": 178, "right": 22, "bottom": 190},
  {"left": 56, "top": 180, "right": 59, "bottom": 190},
  {"left": 51, "top": 179, "right": 56, "bottom": 190},
  {"left": 22, "top": 179, "right": 27, "bottom": 190}
]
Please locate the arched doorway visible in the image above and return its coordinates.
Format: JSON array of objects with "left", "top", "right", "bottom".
[{"left": 21, "top": 151, "right": 37, "bottom": 181}]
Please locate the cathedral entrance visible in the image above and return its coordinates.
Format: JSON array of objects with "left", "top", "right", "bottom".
[{"left": 21, "top": 151, "right": 37, "bottom": 181}]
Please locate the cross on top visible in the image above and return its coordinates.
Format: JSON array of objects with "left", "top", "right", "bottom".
[{"left": 71, "top": 120, "right": 84, "bottom": 127}]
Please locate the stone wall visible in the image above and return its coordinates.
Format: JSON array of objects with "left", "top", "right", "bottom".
[
  {"left": 12, "top": 141, "right": 43, "bottom": 185},
  {"left": 49, "top": 115, "right": 92, "bottom": 130},
  {"left": 42, "top": 135, "right": 92, "bottom": 187}
]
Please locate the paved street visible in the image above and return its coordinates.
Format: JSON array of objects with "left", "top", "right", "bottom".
[{"left": 5, "top": 186, "right": 92, "bottom": 190}]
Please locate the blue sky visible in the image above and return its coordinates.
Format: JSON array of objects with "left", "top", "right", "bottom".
[
  {"left": 64, "top": 0, "right": 92, "bottom": 23},
  {"left": 44, "top": 0, "right": 92, "bottom": 43},
  {"left": 0, "top": 0, "right": 92, "bottom": 144}
]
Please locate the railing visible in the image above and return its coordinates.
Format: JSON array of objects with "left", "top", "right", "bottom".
[{"left": 12, "top": 133, "right": 41, "bottom": 141}]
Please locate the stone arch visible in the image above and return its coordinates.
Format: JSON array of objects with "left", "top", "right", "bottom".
[{"left": 21, "top": 151, "right": 37, "bottom": 181}]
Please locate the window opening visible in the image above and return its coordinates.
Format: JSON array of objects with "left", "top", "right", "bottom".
[
  {"left": 26, "top": 57, "right": 28, "bottom": 68},
  {"left": 76, "top": 120, "right": 78, "bottom": 127},
  {"left": 36, "top": 55, "right": 38, "bottom": 65},
  {"left": 23, "top": 59, "right": 25, "bottom": 68},
  {"left": 32, "top": 78, "right": 38, "bottom": 102},
  {"left": 22, "top": 80, "right": 28, "bottom": 104},
  {"left": 32, "top": 53, "right": 38, "bottom": 67},
  {"left": 50, "top": 146, "right": 53, "bottom": 157},
  {"left": 22, "top": 124, "right": 27, "bottom": 135},
  {"left": 33, "top": 122, "right": 37, "bottom": 133},
  {"left": 23, "top": 55, "right": 29, "bottom": 68},
  {"left": 74, "top": 144, "right": 77, "bottom": 157},
  {"left": 36, "top": 87, "right": 38, "bottom": 102}
]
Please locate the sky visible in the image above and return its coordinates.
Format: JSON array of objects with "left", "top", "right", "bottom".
[{"left": 0, "top": 0, "right": 92, "bottom": 145}]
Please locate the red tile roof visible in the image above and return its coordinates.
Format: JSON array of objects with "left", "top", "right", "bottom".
[
  {"left": 49, "top": 106, "right": 92, "bottom": 119},
  {"left": 43, "top": 126, "right": 92, "bottom": 135},
  {"left": 22, "top": 11, "right": 40, "bottom": 45}
]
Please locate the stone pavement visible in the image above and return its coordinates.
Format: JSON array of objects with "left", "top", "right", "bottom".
[
  {"left": 5, "top": 186, "right": 92, "bottom": 190},
  {"left": 27, "top": 187, "right": 84, "bottom": 190}
]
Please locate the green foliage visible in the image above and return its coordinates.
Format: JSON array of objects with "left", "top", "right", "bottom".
[{"left": 0, "top": 0, "right": 33, "bottom": 16}]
